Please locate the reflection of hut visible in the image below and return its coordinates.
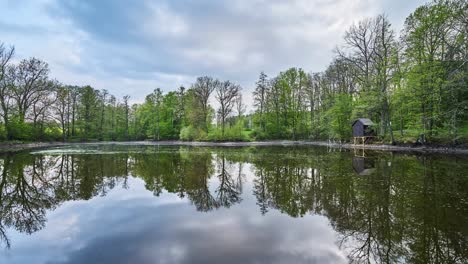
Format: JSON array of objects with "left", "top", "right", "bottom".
[
  {"left": 352, "top": 118, "right": 375, "bottom": 145},
  {"left": 352, "top": 156, "right": 376, "bottom": 176}
]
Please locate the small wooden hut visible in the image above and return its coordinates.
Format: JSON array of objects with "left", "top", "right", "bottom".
[{"left": 352, "top": 118, "right": 374, "bottom": 145}]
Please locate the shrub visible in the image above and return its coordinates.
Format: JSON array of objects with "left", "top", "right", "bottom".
[{"left": 180, "top": 126, "right": 207, "bottom": 141}]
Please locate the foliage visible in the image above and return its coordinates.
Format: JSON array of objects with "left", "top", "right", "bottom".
[
  {"left": 325, "top": 93, "right": 353, "bottom": 140},
  {"left": 207, "top": 120, "right": 249, "bottom": 141},
  {"left": 0, "top": 0, "right": 466, "bottom": 144},
  {"left": 180, "top": 125, "right": 207, "bottom": 141}
]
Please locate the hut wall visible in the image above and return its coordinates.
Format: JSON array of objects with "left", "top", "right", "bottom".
[{"left": 353, "top": 123, "right": 364, "bottom": 137}]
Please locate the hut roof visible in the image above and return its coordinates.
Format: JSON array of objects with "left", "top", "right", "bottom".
[{"left": 353, "top": 118, "right": 374, "bottom": 126}]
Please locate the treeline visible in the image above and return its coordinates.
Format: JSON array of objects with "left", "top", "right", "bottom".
[
  {"left": 0, "top": 0, "right": 466, "bottom": 143},
  {"left": 0, "top": 46, "right": 246, "bottom": 141},
  {"left": 252, "top": 0, "right": 467, "bottom": 143}
]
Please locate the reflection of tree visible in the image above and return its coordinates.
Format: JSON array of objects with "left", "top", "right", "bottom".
[
  {"left": 403, "top": 156, "right": 468, "bottom": 264},
  {"left": 0, "top": 145, "right": 466, "bottom": 263},
  {"left": 338, "top": 158, "right": 397, "bottom": 264},
  {"left": 248, "top": 147, "right": 468, "bottom": 263},
  {"left": 0, "top": 156, "right": 12, "bottom": 248},
  {"left": 0, "top": 154, "right": 58, "bottom": 248},
  {"left": 215, "top": 154, "right": 241, "bottom": 208},
  {"left": 134, "top": 154, "right": 166, "bottom": 196},
  {"left": 253, "top": 167, "right": 269, "bottom": 215},
  {"left": 183, "top": 149, "right": 217, "bottom": 212},
  {"left": 133, "top": 149, "right": 244, "bottom": 211},
  {"left": 0, "top": 152, "right": 130, "bottom": 248},
  {"left": 251, "top": 148, "right": 314, "bottom": 217}
]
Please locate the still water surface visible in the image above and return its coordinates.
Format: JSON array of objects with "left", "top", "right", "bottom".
[{"left": 0, "top": 144, "right": 466, "bottom": 263}]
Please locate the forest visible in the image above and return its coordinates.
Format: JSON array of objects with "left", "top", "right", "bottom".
[{"left": 0, "top": 0, "right": 466, "bottom": 144}]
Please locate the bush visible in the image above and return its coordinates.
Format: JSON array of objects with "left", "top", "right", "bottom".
[
  {"left": 8, "top": 119, "right": 33, "bottom": 140},
  {"left": 250, "top": 129, "right": 268, "bottom": 140},
  {"left": 207, "top": 121, "right": 251, "bottom": 141},
  {"left": 0, "top": 125, "right": 6, "bottom": 141},
  {"left": 180, "top": 126, "right": 207, "bottom": 141}
]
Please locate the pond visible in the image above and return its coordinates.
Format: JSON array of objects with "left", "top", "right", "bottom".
[{"left": 0, "top": 144, "right": 466, "bottom": 263}]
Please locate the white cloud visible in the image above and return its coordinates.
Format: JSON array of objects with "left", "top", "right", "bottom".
[
  {"left": 51, "top": 66, "right": 194, "bottom": 103},
  {"left": 0, "top": 0, "right": 428, "bottom": 104},
  {"left": 142, "top": 2, "right": 189, "bottom": 39}
]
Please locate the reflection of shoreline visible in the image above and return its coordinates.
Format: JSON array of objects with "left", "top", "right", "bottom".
[
  {"left": 0, "top": 146, "right": 466, "bottom": 263},
  {"left": 1, "top": 141, "right": 467, "bottom": 155},
  {"left": 0, "top": 149, "right": 243, "bottom": 248}
]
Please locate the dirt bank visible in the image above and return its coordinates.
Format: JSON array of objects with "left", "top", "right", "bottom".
[
  {"left": 0, "top": 142, "right": 71, "bottom": 153},
  {"left": 0, "top": 140, "right": 467, "bottom": 155}
]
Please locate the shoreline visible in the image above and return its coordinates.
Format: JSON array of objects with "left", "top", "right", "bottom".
[{"left": 1, "top": 140, "right": 467, "bottom": 155}]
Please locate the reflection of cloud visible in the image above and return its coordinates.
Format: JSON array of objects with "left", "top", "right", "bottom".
[
  {"left": 37, "top": 214, "right": 79, "bottom": 243},
  {"left": 49, "top": 204, "right": 345, "bottom": 264},
  {"left": 2, "top": 177, "right": 345, "bottom": 264}
]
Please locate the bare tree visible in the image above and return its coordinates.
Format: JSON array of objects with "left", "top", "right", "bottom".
[
  {"left": 68, "top": 86, "right": 80, "bottom": 137},
  {"left": 373, "top": 14, "right": 396, "bottom": 144},
  {"left": 215, "top": 80, "right": 241, "bottom": 137},
  {"left": 30, "top": 80, "right": 57, "bottom": 137},
  {"left": 10, "top": 57, "right": 51, "bottom": 123},
  {"left": 192, "top": 76, "right": 219, "bottom": 131},
  {"left": 235, "top": 93, "right": 246, "bottom": 119},
  {"left": 53, "top": 85, "right": 70, "bottom": 141},
  {"left": 337, "top": 18, "right": 376, "bottom": 92}
]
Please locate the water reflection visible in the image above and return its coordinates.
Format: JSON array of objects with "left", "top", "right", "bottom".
[{"left": 0, "top": 145, "right": 467, "bottom": 263}]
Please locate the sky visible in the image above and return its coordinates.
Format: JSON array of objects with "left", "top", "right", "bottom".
[{"left": 0, "top": 0, "right": 427, "bottom": 104}]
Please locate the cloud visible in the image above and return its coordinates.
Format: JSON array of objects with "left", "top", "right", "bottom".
[
  {"left": 142, "top": 2, "right": 189, "bottom": 38},
  {"left": 0, "top": 0, "right": 428, "bottom": 103}
]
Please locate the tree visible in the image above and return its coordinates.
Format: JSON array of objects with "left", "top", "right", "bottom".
[
  {"left": 0, "top": 43, "right": 14, "bottom": 139},
  {"left": 108, "top": 94, "right": 116, "bottom": 140},
  {"left": 145, "top": 89, "right": 162, "bottom": 140},
  {"left": 192, "top": 76, "right": 219, "bottom": 131},
  {"left": 53, "top": 85, "right": 70, "bottom": 141},
  {"left": 68, "top": 86, "right": 80, "bottom": 138},
  {"left": 373, "top": 15, "right": 396, "bottom": 144},
  {"left": 215, "top": 81, "right": 241, "bottom": 138},
  {"left": 326, "top": 93, "right": 353, "bottom": 140},
  {"left": 80, "top": 86, "right": 98, "bottom": 138},
  {"left": 10, "top": 58, "right": 51, "bottom": 124},
  {"left": 30, "top": 80, "right": 57, "bottom": 138},
  {"left": 123, "top": 95, "right": 130, "bottom": 139},
  {"left": 254, "top": 71, "right": 268, "bottom": 132},
  {"left": 267, "top": 77, "right": 282, "bottom": 138},
  {"left": 338, "top": 18, "right": 376, "bottom": 93},
  {"left": 400, "top": 0, "right": 467, "bottom": 142},
  {"left": 176, "top": 86, "right": 186, "bottom": 127},
  {"left": 98, "top": 89, "right": 108, "bottom": 140},
  {"left": 235, "top": 93, "right": 246, "bottom": 119}
]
